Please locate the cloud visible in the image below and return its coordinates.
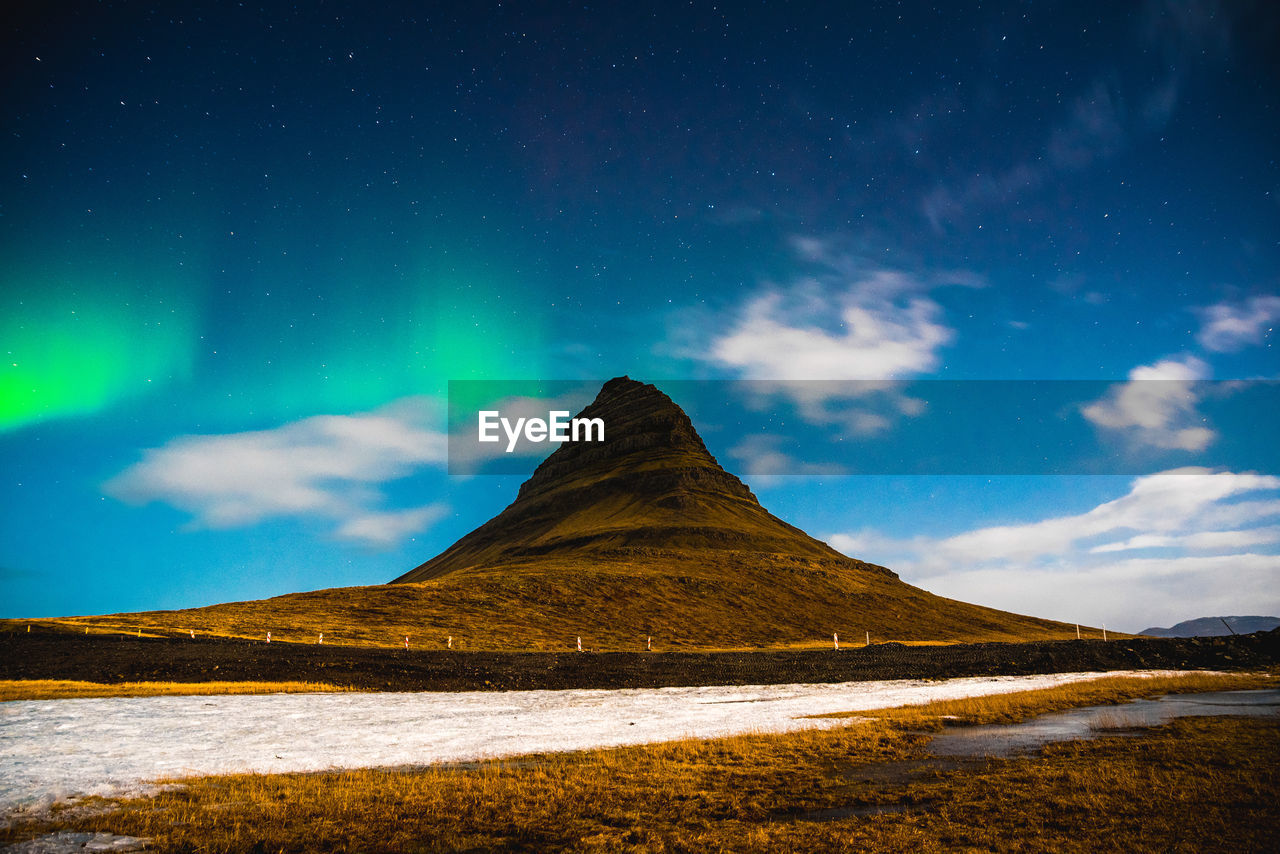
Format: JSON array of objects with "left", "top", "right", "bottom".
[
  {"left": 708, "top": 282, "right": 952, "bottom": 381},
  {"left": 727, "top": 434, "right": 844, "bottom": 482},
  {"left": 1089, "top": 526, "right": 1280, "bottom": 554},
  {"left": 922, "top": 78, "right": 1148, "bottom": 230},
  {"left": 679, "top": 237, "right": 975, "bottom": 436},
  {"left": 826, "top": 468, "right": 1280, "bottom": 630},
  {"left": 702, "top": 237, "right": 975, "bottom": 382},
  {"left": 104, "top": 397, "right": 449, "bottom": 547},
  {"left": 333, "top": 504, "right": 450, "bottom": 548},
  {"left": 1081, "top": 355, "right": 1215, "bottom": 451},
  {"left": 1140, "top": 0, "right": 1232, "bottom": 62},
  {"left": 1045, "top": 79, "right": 1130, "bottom": 171},
  {"left": 917, "top": 553, "right": 1280, "bottom": 636},
  {"left": 930, "top": 468, "right": 1280, "bottom": 566},
  {"left": 1195, "top": 295, "right": 1280, "bottom": 353}
]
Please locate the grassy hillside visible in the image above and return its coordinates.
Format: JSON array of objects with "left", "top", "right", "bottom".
[{"left": 8, "top": 550, "right": 1092, "bottom": 650}]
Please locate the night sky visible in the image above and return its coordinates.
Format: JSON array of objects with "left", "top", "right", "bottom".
[{"left": 3, "top": 1, "right": 1278, "bottom": 631}]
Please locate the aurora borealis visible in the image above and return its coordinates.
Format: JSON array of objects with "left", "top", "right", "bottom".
[{"left": 2, "top": 1, "right": 1278, "bottom": 629}]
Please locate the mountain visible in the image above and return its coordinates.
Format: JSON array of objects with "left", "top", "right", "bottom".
[
  {"left": 1140, "top": 616, "right": 1280, "bottom": 638},
  {"left": 18, "top": 377, "right": 1090, "bottom": 649},
  {"left": 379, "top": 376, "right": 1081, "bottom": 647},
  {"left": 396, "top": 376, "right": 887, "bottom": 582}
]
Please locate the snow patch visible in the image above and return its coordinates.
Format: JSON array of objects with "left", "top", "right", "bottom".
[{"left": 1, "top": 671, "right": 1169, "bottom": 814}]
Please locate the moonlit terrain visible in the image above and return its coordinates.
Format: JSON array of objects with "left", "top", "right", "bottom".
[{"left": 4, "top": 2, "right": 1278, "bottom": 633}]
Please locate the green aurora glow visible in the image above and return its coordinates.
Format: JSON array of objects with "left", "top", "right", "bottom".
[
  {"left": 1, "top": 254, "right": 201, "bottom": 431},
  {"left": 1, "top": 243, "right": 549, "bottom": 431}
]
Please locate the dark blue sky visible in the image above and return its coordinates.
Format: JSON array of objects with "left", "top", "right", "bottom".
[{"left": 3, "top": 1, "right": 1278, "bottom": 630}]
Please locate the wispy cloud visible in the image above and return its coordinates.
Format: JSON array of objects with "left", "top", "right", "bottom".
[
  {"left": 1089, "top": 526, "right": 1280, "bottom": 554},
  {"left": 681, "top": 236, "right": 975, "bottom": 435},
  {"left": 708, "top": 279, "right": 952, "bottom": 381},
  {"left": 333, "top": 504, "right": 450, "bottom": 548},
  {"left": 1081, "top": 355, "right": 1215, "bottom": 451},
  {"left": 922, "top": 77, "right": 1174, "bottom": 230},
  {"left": 104, "top": 397, "right": 448, "bottom": 547},
  {"left": 923, "top": 0, "right": 1232, "bottom": 231},
  {"left": 827, "top": 468, "right": 1280, "bottom": 630},
  {"left": 1195, "top": 295, "right": 1280, "bottom": 353},
  {"left": 727, "top": 434, "right": 844, "bottom": 479}
]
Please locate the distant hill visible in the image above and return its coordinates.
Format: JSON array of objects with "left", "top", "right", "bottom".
[
  {"left": 1140, "top": 616, "right": 1280, "bottom": 638},
  {"left": 8, "top": 377, "right": 1097, "bottom": 650}
]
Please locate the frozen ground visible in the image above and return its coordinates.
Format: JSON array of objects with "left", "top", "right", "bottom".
[{"left": 1, "top": 670, "right": 1171, "bottom": 814}]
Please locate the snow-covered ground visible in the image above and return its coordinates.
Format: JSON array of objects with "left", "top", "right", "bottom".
[{"left": 0, "top": 671, "right": 1170, "bottom": 814}]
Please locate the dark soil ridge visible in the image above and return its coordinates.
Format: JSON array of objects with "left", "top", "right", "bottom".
[{"left": 3, "top": 628, "right": 1276, "bottom": 693}]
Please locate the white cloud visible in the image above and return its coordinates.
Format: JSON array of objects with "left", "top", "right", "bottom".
[
  {"left": 708, "top": 274, "right": 953, "bottom": 382},
  {"left": 827, "top": 529, "right": 912, "bottom": 559},
  {"left": 921, "top": 553, "right": 1280, "bottom": 635},
  {"left": 104, "top": 397, "right": 449, "bottom": 547},
  {"left": 931, "top": 468, "right": 1280, "bottom": 566},
  {"left": 1089, "top": 526, "right": 1280, "bottom": 554},
  {"left": 682, "top": 237, "right": 974, "bottom": 436},
  {"left": 1081, "top": 355, "right": 1215, "bottom": 451},
  {"left": 334, "top": 504, "right": 450, "bottom": 548},
  {"left": 1195, "top": 295, "right": 1280, "bottom": 353},
  {"left": 825, "top": 469, "right": 1280, "bottom": 631}
]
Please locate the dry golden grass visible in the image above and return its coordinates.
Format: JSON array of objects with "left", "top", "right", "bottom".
[
  {"left": 1, "top": 671, "right": 1271, "bottom": 852},
  {"left": 0, "top": 680, "right": 352, "bottom": 702},
  {"left": 895, "top": 715, "right": 1279, "bottom": 853},
  {"left": 0, "top": 553, "right": 1102, "bottom": 650}
]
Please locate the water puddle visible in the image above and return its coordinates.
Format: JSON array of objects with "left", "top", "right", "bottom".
[
  {"left": 929, "top": 689, "right": 1280, "bottom": 758},
  {"left": 778, "top": 689, "right": 1278, "bottom": 824}
]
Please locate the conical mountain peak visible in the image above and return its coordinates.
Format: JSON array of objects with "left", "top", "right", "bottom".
[
  {"left": 394, "top": 377, "right": 869, "bottom": 583},
  {"left": 514, "top": 376, "right": 748, "bottom": 504}
]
